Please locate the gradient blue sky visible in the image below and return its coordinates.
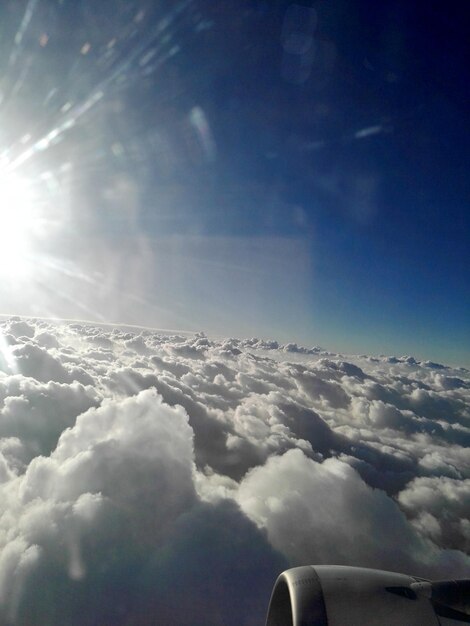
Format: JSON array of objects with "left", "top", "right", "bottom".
[{"left": 0, "top": 0, "right": 468, "bottom": 366}]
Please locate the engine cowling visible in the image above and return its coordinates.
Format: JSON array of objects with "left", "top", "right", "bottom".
[{"left": 265, "top": 565, "right": 470, "bottom": 625}]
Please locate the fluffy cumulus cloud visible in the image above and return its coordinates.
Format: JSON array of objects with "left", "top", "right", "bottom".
[{"left": 0, "top": 317, "right": 469, "bottom": 624}]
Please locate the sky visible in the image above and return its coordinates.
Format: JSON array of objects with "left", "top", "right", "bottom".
[
  {"left": 0, "top": 0, "right": 468, "bottom": 366},
  {"left": 0, "top": 318, "right": 469, "bottom": 624}
]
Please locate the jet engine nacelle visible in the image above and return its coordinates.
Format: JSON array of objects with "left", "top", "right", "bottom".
[{"left": 265, "top": 565, "right": 470, "bottom": 625}]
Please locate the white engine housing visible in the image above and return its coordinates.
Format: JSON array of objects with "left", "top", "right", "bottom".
[{"left": 265, "top": 565, "right": 470, "bottom": 625}]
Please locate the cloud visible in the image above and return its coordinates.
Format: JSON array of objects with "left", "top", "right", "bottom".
[
  {"left": 3, "top": 341, "right": 94, "bottom": 386},
  {"left": 7, "top": 321, "right": 35, "bottom": 340},
  {"left": 0, "top": 317, "right": 468, "bottom": 624},
  {"left": 0, "top": 387, "right": 285, "bottom": 625},
  {"left": 235, "top": 449, "right": 469, "bottom": 578},
  {"left": 0, "top": 377, "right": 99, "bottom": 466},
  {"left": 398, "top": 476, "right": 470, "bottom": 552}
]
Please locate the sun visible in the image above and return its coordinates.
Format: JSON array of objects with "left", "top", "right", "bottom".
[{"left": 0, "top": 170, "right": 37, "bottom": 280}]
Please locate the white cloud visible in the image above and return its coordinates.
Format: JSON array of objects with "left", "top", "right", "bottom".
[
  {"left": 236, "top": 449, "right": 469, "bottom": 578},
  {"left": 0, "top": 376, "right": 283, "bottom": 625},
  {"left": 0, "top": 318, "right": 468, "bottom": 624},
  {"left": 398, "top": 475, "right": 470, "bottom": 552}
]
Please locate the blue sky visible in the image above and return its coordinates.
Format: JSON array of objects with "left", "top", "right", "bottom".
[{"left": 0, "top": 0, "right": 468, "bottom": 366}]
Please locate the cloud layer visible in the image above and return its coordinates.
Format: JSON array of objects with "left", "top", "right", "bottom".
[{"left": 0, "top": 318, "right": 468, "bottom": 624}]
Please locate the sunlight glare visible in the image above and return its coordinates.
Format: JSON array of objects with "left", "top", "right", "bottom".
[{"left": 0, "top": 171, "right": 37, "bottom": 280}]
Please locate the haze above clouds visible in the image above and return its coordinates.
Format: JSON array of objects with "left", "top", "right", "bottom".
[{"left": 0, "top": 317, "right": 469, "bottom": 625}]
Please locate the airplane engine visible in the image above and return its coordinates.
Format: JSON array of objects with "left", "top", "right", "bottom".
[{"left": 265, "top": 565, "right": 470, "bottom": 625}]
